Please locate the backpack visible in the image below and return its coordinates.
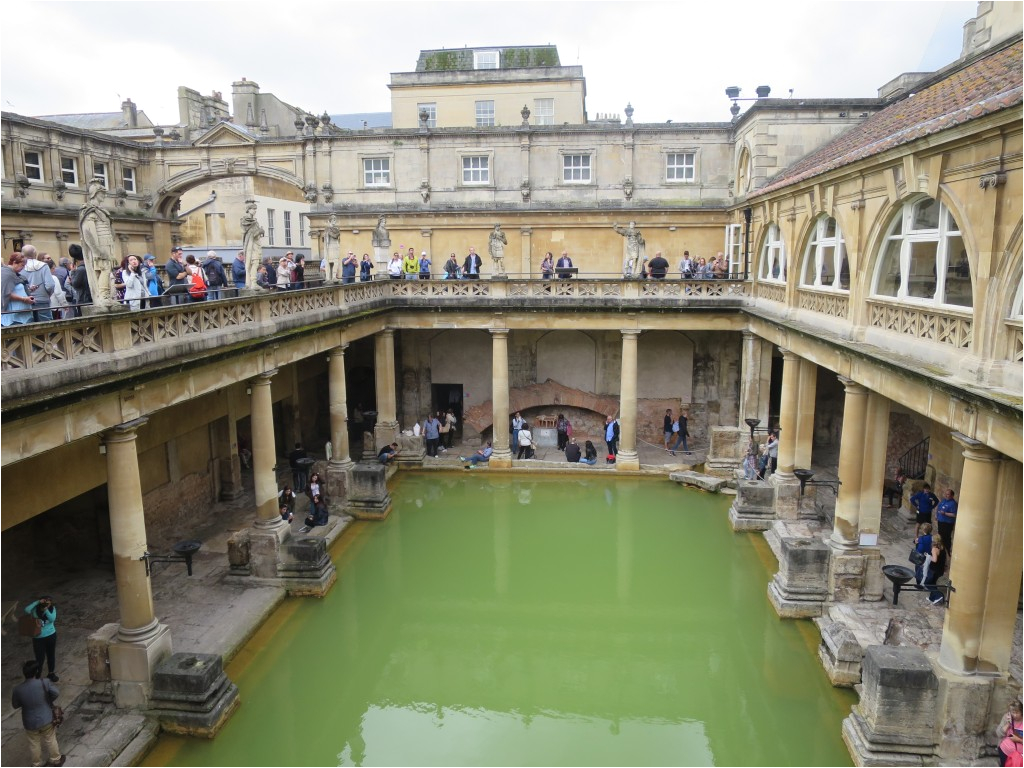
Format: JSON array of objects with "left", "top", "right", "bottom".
[
  {"left": 188, "top": 269, "right": 207, "bottom": 299},
  {"left": 203, "top": 259, "right": 223, "bottom": 287}
]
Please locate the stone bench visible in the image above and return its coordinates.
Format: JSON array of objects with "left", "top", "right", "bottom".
[{"left": 669, "top": 470, "right": 726, "bottom": 493}]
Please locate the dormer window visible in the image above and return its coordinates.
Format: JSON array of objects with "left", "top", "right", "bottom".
[{"left": 474, "top": 50, "right": 499, "bottom": 69}]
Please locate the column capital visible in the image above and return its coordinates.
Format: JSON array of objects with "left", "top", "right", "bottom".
[
  {"left": 104, "top": 417, "right": 149, "bottom": 442},
  {"left": 741, "top": 329, "right": 761, "bottom": 341},
  {"left": 621, "top": 329, "right": 642, "bottom": 339},
  {"left": 379, "top": 327, "right": 395, "bottom": 339},
  {"left": 951, "top": 432, "right": 1002, "bottom": 462},
  {"left": 252, "top": 368, "right": 278, "bottom": 384},
  {"left": 489, "top": 328, "right": 509, "bottom": 339},
  {"left": 837, "top": 376, "right": 868, "bottom": 395},
  {"left": 327, "top": 344, "right": 349, "bottom": 358},
  {"left": 779, "top": 347, "right": 799, "bottom": 361}
]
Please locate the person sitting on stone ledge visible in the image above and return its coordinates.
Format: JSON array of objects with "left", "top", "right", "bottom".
[
  {"left": 565, "top": 438, "right": 582, "bottom": 463},
  {"left": 378, "top": 443, "right": 399, "bottom": 464},
  {"left": 300, "top": 494, "right": 328, "bottom": 533},
  {"left": 461, "top": 442, "right": 492, "bottom": 468}
]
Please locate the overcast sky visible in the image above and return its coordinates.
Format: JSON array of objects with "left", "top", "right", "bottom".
[{"left": 2, "top": 1, "right": 974, "bottom": 125}]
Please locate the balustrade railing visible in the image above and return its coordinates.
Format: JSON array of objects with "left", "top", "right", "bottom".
[
  {"left": 866, "top": 300, "right": 973, "bottom": 349},
  {"left": 1, "top": 278, "right": 750, "bottom": 373},
  {"left": 797, "top": 288, "right": 849, "bottom": 320}
]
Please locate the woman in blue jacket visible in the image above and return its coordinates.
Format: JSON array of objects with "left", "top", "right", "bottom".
[{"left": 25, "top": 596, "right": 59, "bottom": 682}]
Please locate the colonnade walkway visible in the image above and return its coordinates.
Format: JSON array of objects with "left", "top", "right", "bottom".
[{"left": 3, "top": 445, "right": 1016, "bottom": 766}]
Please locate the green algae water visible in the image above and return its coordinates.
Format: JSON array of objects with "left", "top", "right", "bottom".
[{"left": 145, "top": 473, "right": 854, "bottom": 766}]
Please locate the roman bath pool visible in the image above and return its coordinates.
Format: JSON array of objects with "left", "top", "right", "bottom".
[{"left": 144, "top": 473, "right": 854, "bottom": 766}]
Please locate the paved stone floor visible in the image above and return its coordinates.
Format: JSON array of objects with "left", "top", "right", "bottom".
[{"left": 1, "top": 438, "right": 1018, "bottom": 765}]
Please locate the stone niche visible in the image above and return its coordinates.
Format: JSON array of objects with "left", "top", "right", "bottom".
[{"left": 842, "top": 646, "right": 939, "bottom": 766}]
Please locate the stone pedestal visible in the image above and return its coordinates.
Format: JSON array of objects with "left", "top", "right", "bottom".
[
  {"left": 325, "top": 460, "right": 352, "bottom": 515},
  {"left": 862, "top": 547, "right": 884, "bottom": 602},
  {"left": 842, "top": 646, "right": 938, "bottom": 765},
  {"left": 227, "top": 521, "right": 336, "bottom": 596},
  {"left": 396, "top": 433, "right": 425, "bottom": 465},
  {"left": 829, "top": 542, "right": 867, "bottom": 602},
  {"left": 149, "top": 653, "right": 240, "bottom": 738},
  {"left": 728, "top": 480, "right": 776, "bottom": 531},
  {"left": 815, "top": 619, "right": 865, "bottom": 686},
  {"left": 347, "top": 462, "right": 393, "bottom": 520},
  {"left": 767, "top": 535, "right": 830, "bottom": 618},
  {"left": 770, "top": 473, "right": 801, "bottom": 519},
  {"left": 705, "top": 426, "right": 744, "bottom": 478},
  {"left": 108, "top": 622, "right": 173, "bottom": 708}
]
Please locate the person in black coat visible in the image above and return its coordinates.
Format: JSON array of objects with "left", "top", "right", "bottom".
[{"left": 463, "top": 247, "right": 482, "bottom": 279}]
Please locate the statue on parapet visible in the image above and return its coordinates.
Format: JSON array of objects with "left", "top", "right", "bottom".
[
  {"left": 488, "top": 223, "right": 507, "bottom": 276},
  {"left": 323, "top": 213, "right": 341, "bottom": 280},
  {"left": 241, "top": 199, "right": 265, "bottom": 290},
  {"left": 613, "top": 221, "right": 646, "bottom": 277},
  {"left": 78, "top": 178, "right": 119, "bottom": 307}
]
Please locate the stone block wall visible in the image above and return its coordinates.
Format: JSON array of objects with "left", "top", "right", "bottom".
[{"left": 143, "top": 472, "right": 216, "bottom": 551}]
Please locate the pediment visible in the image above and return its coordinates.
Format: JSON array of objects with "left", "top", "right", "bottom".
[{"left": 193, "top": 122, "right": 257, "bottom": 147}]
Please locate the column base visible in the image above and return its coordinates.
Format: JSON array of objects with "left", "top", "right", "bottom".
[
  {"left": 769, "top": 472, "right": 801, "bottom": 519},
  {"left": 149, "top": 652, "right": 240, "bottom": 738},
  {"left": 488, "top": 448, "right": 513, "bottom": 469},
  {"left": 396, "top": 433, "right": 426, "bottom": 465},
  {"left": 614, "top": 450, "right": 640, "bottom": 471},
  {"left": 108, "top": 622, "right": 173, "bottom": 709},
  {"left": 828, "top": 539, "right": 867, "bottom": 603}
]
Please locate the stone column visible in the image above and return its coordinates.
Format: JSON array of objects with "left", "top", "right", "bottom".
[
  {"left": 373, "top": 329, "right": 400, "bottom": 449},
  {"left": 938, "top": 436, "right": 1003, "bottom": 676},
  {"left": 616, "top": 330, "right": 641, "bottom": 471},
  {"left": 794, "top": 358, "right": 817, "bottom": 471},
  {"left": 489, "top": 329, "right": 513, "bottom": 468},
  {"left": 830, "top": 378, "right": 869, "bottom": 549},
  {"left": 858, "top": 392, "right": 891, "bottom": 543},
  {"left": 250, "top": 370, "right": 283, "bottom": 528},
  {"left": 211, "top": 390, "right": 243, "bottom": 501},
  {"left": 104, "top": 418, "right": 172, "bottom": 708},
  {"left": 326, "top": 345, "right": 353, "bottom": 512},
  {"left": 739, "top": 330, "right": 771, "bottom": 427},
  {"left": 774, "top": 349, "right": 800, "bottom": 479}
]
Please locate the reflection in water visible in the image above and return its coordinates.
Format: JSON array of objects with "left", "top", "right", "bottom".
[{"left": 145, "top": 474, "right": 853, "bottom": 767}]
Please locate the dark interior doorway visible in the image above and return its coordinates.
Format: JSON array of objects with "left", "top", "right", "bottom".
[{"left": 432, "top": 383, "right": 464, "bottom": 440}]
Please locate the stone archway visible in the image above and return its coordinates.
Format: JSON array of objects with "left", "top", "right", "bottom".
[{"left": 464, "top": 380, "right": 619, "bottom": 435}]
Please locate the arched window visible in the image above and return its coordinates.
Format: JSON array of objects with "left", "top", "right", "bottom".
[
  {"left": 800, "top": 216, "right": 849, "bottom": 290},
  {"left": 759, "top": 224, "right": 786, "bottom": 282},
  {"left": 872, "top": 198, "right": 971, "bottom": 308}
]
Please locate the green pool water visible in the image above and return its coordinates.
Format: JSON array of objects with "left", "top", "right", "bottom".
[{"left": 145, "top": 473, "right": 854, "bottom": 767}]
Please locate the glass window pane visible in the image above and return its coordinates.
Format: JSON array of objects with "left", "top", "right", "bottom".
[
  {"left": 875, "top": 238, "right": 901, "bottom": 297},
  {"left": 907, "top": 241, "right": 938, "bottom": 299},
  {"left": 943, "top": 236, "right": 972, "bottom": 307},
  {"left": 912, "top": 199, "right": 940, "bottom": 230},
  {"left": 820, "top": 246, "right": 834, "bottom": 285}
]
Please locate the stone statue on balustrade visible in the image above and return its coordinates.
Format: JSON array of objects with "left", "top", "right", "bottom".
[
  {"left": 78, "top": 178, "right": 120, "bottom": 308},
  {"left": 372, "top": 214, "right": 391, "bottom": 267},
  {"left": 241, "top": 199, "right": 265, "bottom": 290},
  {"left": 488, "top": 223, "right": 508, "bottom": 276},
  {"left": 613, "top": 221, "right": 646, "bottom": 278},
  {"left": 323, "top": 214, "right": 341, "bottom": 280}
]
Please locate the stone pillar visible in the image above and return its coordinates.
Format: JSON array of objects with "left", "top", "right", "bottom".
[
  {"left": 739, "top": 330, "right": 771, "bottom": 427},
  {"left": 211, "top": 393, "right": 243, "bottom": 501},
  {"left": 373, "top": 329, "right": 400, "bottom": 449},
  {"left": 770, "top": 348, "right": 802, "bottom": 519},
  {"left": 794, "top": 358, "right": 817, "bottom": 471},
  {"left": 938, "top": 436, "right": 1003, "bottom": 676},
  {"left": 775, "top": 349, "right": 800, "bottom": 479},
  {"left": 103, "top": 418, "right": 172, "bottom": 708},
  {"left": 858, "top": 391, "right": 891, "bottom": 545},
  {"left": 250, "top": 370, "right": 284, "bottom": 527},
  {"left": 489, "top": 329, "right": 512, "bottom": 468},
  {"left": 326, "top": 345, "right": 353, "bottom": 512},
  {"left": 830, "top": 378, "right": 869, "bottom": 549},
  {"left": 616, "top": 330, "right": 641, "bottom": 471}
]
